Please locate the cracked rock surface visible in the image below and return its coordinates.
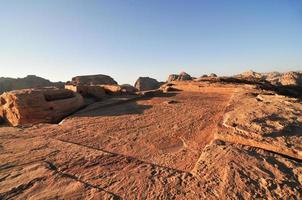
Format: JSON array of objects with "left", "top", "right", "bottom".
[{"left": 0, "top": 84, "right": 301, "bottom": 199}]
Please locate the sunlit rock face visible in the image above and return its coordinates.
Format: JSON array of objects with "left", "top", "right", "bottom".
[{"left": 0, "top": 88, "right": 83, "bottom": 126}]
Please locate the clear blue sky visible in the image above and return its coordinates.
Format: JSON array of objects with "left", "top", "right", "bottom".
[{"left": 0, "top": 0, "right": 301, "bottom": 84}]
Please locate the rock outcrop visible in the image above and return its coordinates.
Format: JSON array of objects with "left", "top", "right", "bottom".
[
  {"left": 65, "top": 85, "right": 106, "bottom": 99},
  {"left": 178, "top": 72, "right": 192, "bottom": 81},
  {"left": 134, "top": 77, "right": 160, "bottom": 91},
  {"left": 70, "top": 74, "right": 118, "bottom": 86},
  {"left": 167, "top": 74, "right": 179, "bottom": 82},
  {"left": 209, "top": 73, "right": 217, "bottom": 77},
  {"left": 0, "top": 88, "right": 83, "bottom": 126},
  {"left": 0, "top": 75, "right": 64, "bottom": 94},
  {"left": 280, "top": 71, "right": 302, "bottom": 86},
  {"left": 167, "top": 72, "right": 192, "bottom": 82},
  {"left": 120, "top": 84, "right": 138, "bottom": 94}
]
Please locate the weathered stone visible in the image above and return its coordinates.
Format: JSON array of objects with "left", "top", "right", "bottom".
[
  {"left": 178, "top": 72, "right": 192, "bottom": 81},
  {"left": 280, "top": 71, "right": 302, "bottom": 86},
  {"left": 167, "top": 72, "right": 192, "bottom": 82},
  {"left": 134, "top": 77, "right": 160, "bottom": 91},
  {"left": 167, "top": 74, "right": 179, "bottom": 82},
  {"left": 0, "top": 75, "right": 64, "bottom": 94},
  {"left": 120, "top": 84, "right": 138, "bottom": 94},
  {"left": 101, "top": 85, "right": 122, "bottom": 95},
  {"left": 209, "top": 73, "right": 217, "bottom": 77},
  {"left": 70, "top": 74, "right": 117, "bottom": 85},
  {"left": 0, "top": 88, "right": 84, "bottom": 126},
  {"left": 65, "top": 85, "right": 106, "bottom": 99}
]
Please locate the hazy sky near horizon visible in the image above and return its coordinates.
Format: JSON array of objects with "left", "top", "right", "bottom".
[{"left": 0, "top": 0, "right": 301, "bottom": 84}]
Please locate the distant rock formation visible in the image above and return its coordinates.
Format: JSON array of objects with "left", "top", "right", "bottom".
[
  {"left": 0, "top": 75, "right": 64, "bottom": 94},
  {"left": 167, "top": 72, "right": 192, "bottom": 82},
  {"left": 70, "top": 74, "right": 118, "bottom": 86},
  {"left": 134, "top": 77, "right": 160, "bottom": 91},
  {"left": 120, "top": 84, "right": 138, "bottom": 94},
  {"left": 239, "top": 70, "right": 302, "bottom": 87},
  {"left": 280, "top": 71, "right": 302, "bottom": 86},
  {"left": 209, "top": 73, "right": 218, "bottom": 77},
  {"left": 167, "top": 74, "right": 179, "bottom": 82},
  {"left": 0, "top": 88, "right": 83, "bottom": 126}
]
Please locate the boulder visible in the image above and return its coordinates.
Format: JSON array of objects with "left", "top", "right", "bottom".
[
  {"left": 0, "top": 88, "right": 84, "bottom": 126},
  {"left": 120, "top": 84, "right": 138, "bottom": 94},
  {"left": 241, "top": 70, "right": 263, "bottom": 79},
  {"left": 178, "top": 72, "right": 192, "bottom": 81},
  {"left": 134, "top": 77, "right": 160, "bottom": 91},
  {"left": 167, "top": 72, "right": 192, "bottom": 82},
  {"left": 167, "top": 74, "right": 179, "bottom": 82},
  {"left": 65, "top": 85, "right": 106, "bottom": 99},
  {"left": 279, "top": 71, "right": 302, "bottom": 86},
  {"left": 101, "top": 85, "right": 122, "bottom": 95},
  {"left": 209, "top": 73, "right": 217, "bottom": 77},
  {"left": 70, "top": 74, "right": 118, "bottom": 86}
]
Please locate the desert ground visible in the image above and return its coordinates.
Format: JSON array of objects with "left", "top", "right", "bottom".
[{"left": 0, "top": 73, "right": 302, "bottom": 199}]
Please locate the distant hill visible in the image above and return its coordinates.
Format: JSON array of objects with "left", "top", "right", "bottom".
[{"left": 0, "top": 75, "right": 64, "bottom": 94}]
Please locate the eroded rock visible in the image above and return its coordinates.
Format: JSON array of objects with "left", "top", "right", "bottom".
[
  {"left": 0, "top": 88, "right": 84, "bottom": 126},
  {"left": 134, "top": 77, "right": 160, "bottom": 91},
  {"left": 70, "top": 74, "right": 118, "bottom": 85}
]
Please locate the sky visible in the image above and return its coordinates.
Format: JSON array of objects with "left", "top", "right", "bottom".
[{"left": 0, "top": 0, "right": 301, "bottom": 84}]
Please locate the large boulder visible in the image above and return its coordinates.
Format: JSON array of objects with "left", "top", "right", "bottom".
[
  {"left": 134, "top": 77, "right": 160, "bottom": 91},
  {"left": 70, "top": 74, "right": 118, "bottom": 86},
  {"left": 120, "top": 84, "right": 138, "bottom": 94},
  {"left": 209, "top": 73, "right": 218, "bottom": 77},
  {"left": 0, "top": 88, "right": 84, "bottom": 126},
  {"left": 167, "top": 74, "right": 179, "bottom": 82},
  {"left": 167, "top": 72, "right": 192, "bottom": 82},
  {"left": 178, "top": 72, "right": 192, "bottom": 81},
  {"left": 279, "top": 71, "right": 302, "bottom": 86}
]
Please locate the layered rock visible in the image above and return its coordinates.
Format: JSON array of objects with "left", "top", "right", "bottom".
[
  {"left": 217, "top": 90, "right": 302, "bottom": 160},
  {"left": 0, "top": 88, "right": 83, "bottom": 126},
  {"left": 134, "top": 77, "right": 160, "bottom": 91},
  {"left": 70, "top": 74, "right": 118, "bottom": 86}
]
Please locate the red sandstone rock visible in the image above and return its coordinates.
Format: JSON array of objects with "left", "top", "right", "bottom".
[
  {"left": 70, "top": 74, "right": 117, "bottom": 85},
  {"left": 0, "top": 88, "right": 83, "bottom": 126},
  {"left": 65, "top": 85, "right": 106, "bottom": 99}
]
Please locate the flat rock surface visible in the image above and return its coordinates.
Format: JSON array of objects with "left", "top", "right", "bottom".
[
  {"left": 217, "top": 91, "right": 302, "bottom": 160},
  {"left": 0, "top": 86, "right": 301, "bottom": 199}
]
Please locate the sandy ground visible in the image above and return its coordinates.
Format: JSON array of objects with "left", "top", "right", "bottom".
[{"left": 0, "top": 86, "right": 301, "bottom": 199}]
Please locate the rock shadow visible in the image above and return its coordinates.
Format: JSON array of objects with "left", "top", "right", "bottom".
[{"left": 75, "top": 92, "right": 178, "bottom": 117}]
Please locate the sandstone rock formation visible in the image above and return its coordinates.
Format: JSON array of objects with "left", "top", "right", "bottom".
[
  {"left": 217, "top": 90, "right": 302, "bottom": 160},
  {"left": 167, "top": 74, "right": 179, "bottom": 82},
  {"left": 0, "top": 88, "right": 83, "bottom": 126},
  {"left": 101, "top": 84, "right": 122, "bottom": 95},
  {"left": 65, "top": 85, "right": 106, "bottom": 99},
  {"left": 167, "top": 72, "right": 192, "bottom": 82},
  {"left": 280, "top": 71, "right": 302, "bottom": 86},
  {"left": 209, "top": 73, "right": 217, "bottom": 77},
  {"left": 70, "top": 74, "right": 118, "bottom": 86},
  {"left": 178, "top": 72, "right": 192, "bottom": 81},
  {"left": 0, "top": 75, "right": 64, "bottom": 94},
  {"left": 120, "top": 84, "right": 138, "bottom": 94},
  {"left": 0, "top": 73, "right": 301, "bottom": 199},
  {"left": 134, "top": 77, "right": 160, "bottom": 91}
]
